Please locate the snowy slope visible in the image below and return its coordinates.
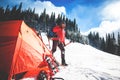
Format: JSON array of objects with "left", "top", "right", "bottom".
[
  {"left": 23, "top": 33, "right": 120, "bottom": 80},
  {"left": 54, "top": 43, "right": 120, "bottom": 80},
  {"left": 41, "top": 33, "right": 120, "bottom": 80}
]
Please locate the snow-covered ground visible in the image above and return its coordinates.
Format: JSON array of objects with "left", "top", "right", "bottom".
[
  {"left": 24, "top": 33, "right": 120, "bottom": 80},
  {"left": 41, "top": 33, "right": 120, "bottom": 80},
  {"left": 54, "top": 43, "right": 120, "bottom": 80}
]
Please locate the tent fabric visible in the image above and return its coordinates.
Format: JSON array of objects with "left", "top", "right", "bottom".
[
  {"left": 0, "top": 20, "right": 51, "bottom": 80},
  {"left": 0, "top": 21, "right": 21, "bottom": 79}
]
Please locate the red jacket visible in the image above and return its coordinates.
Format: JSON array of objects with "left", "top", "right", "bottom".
[{"left": 52, "top": 25, "right": 65, "bottom": 43}]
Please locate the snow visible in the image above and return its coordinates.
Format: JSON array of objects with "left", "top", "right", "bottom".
[
  {"left": 24, "top": 33, "right": 120, "bottom": 80},
  {"left": 53, "top": 43, "right": 120, "bottom": 80}
]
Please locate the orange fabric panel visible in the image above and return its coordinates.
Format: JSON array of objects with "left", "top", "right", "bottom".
[
  {"left": 0, "top": 20, "right": 22, "bottom": 36},
  {"left": 0, "top": 39, "right": 17, "bottom": 74},
  {"left": 9, "top": 21, "right": 50, "bottom": 79},
  {"left": 0, "top": 20, "right": 53, "bottom": 80},
  {"left": 0, "top": 20, "right": 21, "bottom": 79},
  {"left": 11, "top": 37, "right": 43, "bottom": 74}
]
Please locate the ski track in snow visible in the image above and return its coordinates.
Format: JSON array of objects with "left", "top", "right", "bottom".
[
  {"left": 56, "top": 65, "right": 120, "bottom": 80},
  {"left": 23, "top": 33, "right": 120, "bottom": 80}
]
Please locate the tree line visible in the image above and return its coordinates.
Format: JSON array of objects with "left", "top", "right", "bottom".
[
  {"left": 88, "top": 32, "right": 120, "bottom": 56},
  {"left": 1, "top": 3, "right": 119, "bottom": 56},
  {"left": 0, "top": 3, "right": 81, "bottom": 42}
]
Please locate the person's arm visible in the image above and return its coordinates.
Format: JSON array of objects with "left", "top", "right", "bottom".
[{"left": 53, "top": 26, "right": 61, "bottom": 33}]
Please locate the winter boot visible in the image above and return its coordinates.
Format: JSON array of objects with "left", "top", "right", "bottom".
[{"left": 61, "top": 51, "right": 68, "bottom": 66}]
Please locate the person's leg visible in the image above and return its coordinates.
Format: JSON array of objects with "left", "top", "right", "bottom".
[
  {"left": 51, "top": 40, "right": 59, "bottom": 54},
  {"left": 58, "top": 42, "right": 67, "bottom": 66},
  {"left": 61, "top": 51, "right": 66, "bottom": 65},
  {"left": 51, "top": 40, "right": 60, "bottom": 66}
]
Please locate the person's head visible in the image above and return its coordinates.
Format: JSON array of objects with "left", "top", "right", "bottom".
[{"left": 58, "top": 21, "right": 66, "bottom": 29}]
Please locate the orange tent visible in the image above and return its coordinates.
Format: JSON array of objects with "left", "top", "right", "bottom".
[{"left": 0, "top": 20, "right": 54, "bottom": 80}]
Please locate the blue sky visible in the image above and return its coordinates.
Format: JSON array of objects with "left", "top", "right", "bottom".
[{"left": 0, "top": 0, "right": 120, "bottom": 34}]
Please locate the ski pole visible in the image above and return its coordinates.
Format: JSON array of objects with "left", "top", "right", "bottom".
[{"left": 65, "top": 41, "right": 72, "bottom": 47}]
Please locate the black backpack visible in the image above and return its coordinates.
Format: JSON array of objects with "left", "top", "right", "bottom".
[
  {"left": 47, "top": 30, "right": 56, "bottom": 38},
  {"left": 47, "top": 27, "right": 58, "bottom": 39},
  {"left": 47, "top": 22, "right": 58, "bottom": 38}
]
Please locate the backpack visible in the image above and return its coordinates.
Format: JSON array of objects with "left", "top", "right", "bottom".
[
  {"left": 47, "top": 28, "right": 57, "bottom": 39},
  {"left": 47, "top": 22, "right": 58, "bottom": 39}
]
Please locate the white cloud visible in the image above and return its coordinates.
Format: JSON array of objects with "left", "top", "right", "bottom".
[
  {"left": 85, "top": 1, "right": 120, "bottom": 37},
  {"left": 23, "top": 1, "right": 66, "bottom": 17},
  {"left": 1, "top": 0, "right": 66, "bottom": 17},
  {"left": 101, "top": 1, "right": 120, "bottom": 21},
  {"left": 85, "top": 20, "right": 120, "bottom": 37}
]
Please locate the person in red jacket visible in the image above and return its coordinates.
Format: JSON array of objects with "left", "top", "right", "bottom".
[{"left": 51, "top": 21, "right": 68, "bottom": 66}]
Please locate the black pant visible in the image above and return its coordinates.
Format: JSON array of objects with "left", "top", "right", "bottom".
[
  {"left": 52, "top": 40, "right": 66, "bottom": 64},
  {"left": 52, "top": 40, "right": 65, "bottom": 53}
]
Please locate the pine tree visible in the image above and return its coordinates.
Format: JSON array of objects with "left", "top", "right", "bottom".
[
  {"left": 100, "top": 38, "right": 106, "bottom": 51},
  {"left": 117, "top": 32, "right": 120, "bottom": 55},
  {"left": 111, "top": 33, "right": 116, "bottom": 54},
  {"left": 17, "top": 2, "right": 23, "bottom": 19},
  {"left": 105, "top": 33, "right": 116, "bottom": 54},
  {"left": 0, "top": 7, "right": 4, "bottom": 21},
  {"left": 4, "top": 5, "right": 10, "bottom": 20}
]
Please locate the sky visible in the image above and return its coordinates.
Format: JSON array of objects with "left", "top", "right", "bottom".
[{"left": 0, "top": 0, "right": 120, "bottom": 35}]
